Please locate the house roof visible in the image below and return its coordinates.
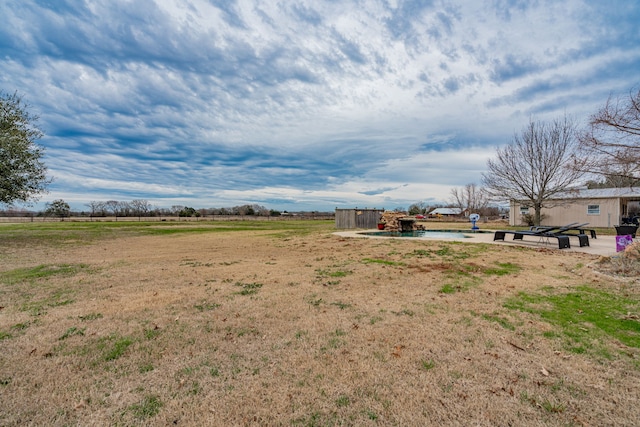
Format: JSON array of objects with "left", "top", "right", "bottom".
[
  {"left": 430, "top": 207, "right": 463, "bottom": 215},
  {"left": 555, "top": 187, "right": 640, "bottom": 200}
]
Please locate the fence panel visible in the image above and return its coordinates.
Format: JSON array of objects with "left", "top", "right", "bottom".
[{"left": 335, "top": 209, "right": 383, "bottom": 229}]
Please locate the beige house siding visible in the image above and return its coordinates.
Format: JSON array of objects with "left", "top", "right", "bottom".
[
  {"left": 508, "top": 187, "right": 640, "bottom": 228},
  {"left": 510, "top": 198, "right": 620, "bottom": 227}
]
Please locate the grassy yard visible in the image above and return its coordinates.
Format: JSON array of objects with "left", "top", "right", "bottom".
[{"left": 0, "top": 220, "right": 638, "bottom": 425}]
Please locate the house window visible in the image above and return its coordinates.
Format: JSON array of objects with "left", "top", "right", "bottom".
[
  {"left": 519, "top": 206, "right": 529, "bottom": 215},
  {"left": 587, "top": 204, "right": 600, "bottom": 215}
]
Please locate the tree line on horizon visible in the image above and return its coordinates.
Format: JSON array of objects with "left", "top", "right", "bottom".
[
  {"left": 82, "top": 200, "right": 281, "bottom": 218},
  {"left": 0, "top": 199, "right": 329, "bottom": 219}
]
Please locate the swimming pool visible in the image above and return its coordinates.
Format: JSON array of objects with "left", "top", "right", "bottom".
[{"left": 358, "top": 230, "right": 492, "bottom": 239}]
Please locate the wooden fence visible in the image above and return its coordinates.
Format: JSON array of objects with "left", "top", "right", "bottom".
[{"left": 335, "top": 208, "right": 384, "bottom": 229}]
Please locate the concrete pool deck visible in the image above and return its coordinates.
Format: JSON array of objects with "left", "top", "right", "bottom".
[{"left": 334, "top": 229, "right": 626, "bottom": 257}]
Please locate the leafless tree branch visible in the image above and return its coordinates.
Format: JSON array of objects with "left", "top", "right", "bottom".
[
  {"left": 577, "top": 87, "right": 640, "bottom": 186},
  {"left": 482, "top": 116, "right": 586, "bottom": 225}
]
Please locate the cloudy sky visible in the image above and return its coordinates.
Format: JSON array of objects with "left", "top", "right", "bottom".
[{"left": 1, "top": 0, "right": 639, "bottom": 212}]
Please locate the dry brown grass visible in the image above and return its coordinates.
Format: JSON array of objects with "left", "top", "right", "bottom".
[
  {"left": 1, "top": 222, "right": 639, "bottom": 426},
  {"left": 595, "top": 241, "right": 640, "bottom": 278}
]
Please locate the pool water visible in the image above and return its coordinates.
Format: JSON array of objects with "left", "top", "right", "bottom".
[{"left": 359, "top": 230, "right": 492, "bottom": 239}]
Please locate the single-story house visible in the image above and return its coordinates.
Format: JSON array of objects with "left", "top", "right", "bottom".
[
  {"left": 429, "top": 207, "right": 467, "bottom": 217},
  {"left": 510, "top": 187, "right": 640, "bottom": 228}
]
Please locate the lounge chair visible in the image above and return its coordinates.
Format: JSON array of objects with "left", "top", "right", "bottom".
[
  {"left": 564, "top": 226, "right": 597, "bottom": 239},
  {"left": 532, "top": 223, "right": 597, "bottom": 239},
  {"left": 555, "top": 223, "right": 590, "bottom": 247},
  {"left": 621, "top": 216, "right": 640, "bottom": 226},
  {"left": 530, "top": 223, "right": 592, "bottom": 247},
  {"left": 493, "top": 226, "right": 571, "bottom": 249},
  {"left": 529, "top": 222, "right": 579, "bottom": 232}
]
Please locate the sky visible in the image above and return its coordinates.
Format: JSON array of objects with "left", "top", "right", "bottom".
[{"left": 1, "top": 0, "right": 639, "bottom": 213}]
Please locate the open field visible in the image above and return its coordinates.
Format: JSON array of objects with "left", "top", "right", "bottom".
[{"left": 1, "top": 221, "right": 639, "bottom": 426}]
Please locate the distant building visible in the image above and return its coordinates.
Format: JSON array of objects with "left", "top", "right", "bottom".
[{"left": 429, "top": 207, "right": 466, "bottom": 217}]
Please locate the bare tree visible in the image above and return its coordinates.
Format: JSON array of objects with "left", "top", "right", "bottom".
[
  {"left": 252, "top": 204, "right": 270, "bottom": 216},
  {"left": 103, "top": 200, "right": 121, "bottom": 219},
  {"left": 585, "top": 171, "right": 638, "bottom": 189},
  {"left": 577, "top": 87, "right": 640, "bottom": 186},
  {"left": 171, "top": 205, "right": 184, "bottom": 216},
  {"left": 119, "top": 201, "right": 133, "bottom": 217},
  {"left": 130, "top": 199, "right": 152, "bottom": 220},
  {"left": 450, "top": 183, "right": 489, "bottom": 215},
  {"left": 86, "top": 201, "right": 105, "bottom": 217},
  {"left": 482, "top": 117, "right": 586, "bottom": 226}
]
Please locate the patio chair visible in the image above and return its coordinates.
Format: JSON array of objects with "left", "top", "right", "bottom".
[
  {"left": 615, "top": 224, "right": 638, "bottom": 238},
  {"left": 493, "top": 226, "right": 571, "bottom": 249},
  {"left": 554, "top": 223, "right": 590, "bottom": 247},
  {"left": 530, "top": 223, "right": 593, "bottom": 246}
]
